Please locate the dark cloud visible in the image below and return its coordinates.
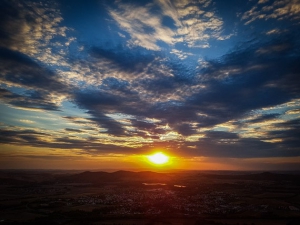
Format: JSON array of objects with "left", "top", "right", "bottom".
[
  {"left": 0, "top": 48, "right": 70, "bottom": 111},
  {"left": 0, "top": 128, "right": 134, "bottom": 153},
  {"left": 174, "top": 123, "right": 196, "bottom": 136},
  {"left": 2, "top": 27, "right": 299, "bottom": 158},
  {"left": 65, "top": 128, "right": 83, "bottom": 133},
  {"left": 0, "top": 88, "right": 60, "bottom": 111},
  {"left": 168, "top": 128, "right": 300, "bottom": 158},
  {"left": 139, "top": 77, "right": 177, "bottom": 93},
  {"left": 130, "top": 119, "right": 166, "bottom": 136},
  {"left": 131, "top": 120, "right": 156, "bottom": 130},
  {"left": 81, "top": 33, "right": 299, "bottom": 138},
  {"left": 73, "top": 90, "right": 127, "bottom": 136},
  {"left": 266, "top": 118, "right": 300, "bottom": 149},
  {"left": 188, "top": 136, "right": 300, "bottom": 158},
  {"left": 101, "top": 77, "right": 131, "bottom": 93},
  {"left": 204, "top": 131, "right": 239, "bottom": 140},
  {"left": 0, "top": 48, "right": 67, "bottom": 92},
  {"left": 89, "top": 112, "right": 126, "bottom": 136},
  {"left": 72, "top": 31, "right": 299, "bottom": 145},
  {"left": 0, "top": 88, "right": 20, "bottom": 99},
  {"left": 62, "top": 116, "right": 91, "bottom": 125},
  {"left": 181, "top": 34, "right": 300, "bottom": 129},
  {"left": 72, "top": 84, "right": 152, "bottom": 136},
  {"left": 246, "top": 113, "right": 280, "bottom": 124},
  {"left": 74, "top": 90, "right": 120, "bottom": 108},
  {"left": 0, "top": 0, "right": 27, "bottom": 49},
  {"left": 0, "top": 129, "right": 47, "bottom": 144},
  {"left": 0, "top": 0, "right": 71, "bottom": 111},
  {"left": 90, "top": 46, "right": 156, "bottom": 73}
]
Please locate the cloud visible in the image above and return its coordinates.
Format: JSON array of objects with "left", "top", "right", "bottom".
[
  {"left": 90, "top": 46, "right": 156, "bottom": 73},
  {"left": 170, "top": 49, "right": 193, "bottom": 60},
  {"left": 266, "top": 28, "right": 285, "bottom": 35},
  {"left": 0, "top": 88, "right": 60, "bottom": 111},
  {"left": 0, "top": 47, "right": 71, "bottom": 110},
  {"left": 185, "top": 131, "right": 300, "bottom": 158},
  {"left": 204, "top": 131, "right": 239, "bottom": 140},
  {"left": 260, "top": 118, "right": 300, "bottom": 149},
  {"left": 173, "top": 123, "right": 197, "bottom": 136},
  {"left": 87, "top": 44, "right": 201, "bottom": 105},
  {"left": 0, "top": 0, "right": 72, "bottom": 111},
  {"left": 65, "top": 128, "right": 83, "bottom": 133},
  {"left": 130, "top": 119, "right": 167, "bottom": 137},
  {"left": 152, "top": 32, "right": 300, "bottom": 156},
  {"left": 67, "top": 29, "right": 300, "bottom": 155},
  {"left": 245, "top": 113, "right": 280, "bottom": 124},
  {"left": 0, "top": 127, "right": 134, "bottom": 153},
  {"left": 172, "top": 0, "right": 230, "bottom": 47},
  {"left": 108, "top": 2, "right": 175, "bottom": 50},
  {"left": 82, "top": 44, "right": 199, "bottom": 106},
  {"left": 108, "top": 0, "right": 231, "bottom": 50},
  {"left": 0, "top": 0, "right": 68, "bottom": 58},
  {"left": 19, "top": 120, "right": 35, "bottom": 124},
  {"left": 0, "top": 128, "right": 47, "bottom": 144},
  {"left": 285, "top": 109, "right": 300, "bottom": 115},
  {"left": 0, "top": 0, "right": 299, "bottom": 162},
  {"left": 73, "top": 90, "right": 134, "bottom": 136},
  {"left": 0, "top": 48, "right": 66, "bottom": 90},
  {"left": 242, "top": 0, "right": 300, "bottom": 25}
]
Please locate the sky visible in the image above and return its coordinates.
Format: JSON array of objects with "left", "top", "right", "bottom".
[{"left": 0, "top": 0, "right": 300, "bottom": 170}]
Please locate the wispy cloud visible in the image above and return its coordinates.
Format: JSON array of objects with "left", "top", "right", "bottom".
[
  {"left": 109, "top": 0, "right": 231, "bottom": 50},
  {"left": 109, "top": 2, "right": 175, "bottom": 50},
  {"left": 242, "top": 0, "right": 300, "bottom": 24},
  {"left": 19, "top": 119, "right": 35, "bottom": 124},
  {"left": 172, "top": 0, "right": 230, "bottom": 47},
  {"left": 0, "top": 0, "right": 68, "bottom": 58}
]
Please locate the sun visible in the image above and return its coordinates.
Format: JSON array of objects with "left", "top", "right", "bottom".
[{"left": 147, "top": 152, "right": 169, "bottom": 165}]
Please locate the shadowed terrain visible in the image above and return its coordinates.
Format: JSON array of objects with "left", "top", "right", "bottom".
[{"left": 0, "top": 170, "right": 300, "bottom": 224}]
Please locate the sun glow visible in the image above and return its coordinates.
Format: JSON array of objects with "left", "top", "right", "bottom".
[{"left": 147, "top": 152, "right": 169, "bottom": 165}]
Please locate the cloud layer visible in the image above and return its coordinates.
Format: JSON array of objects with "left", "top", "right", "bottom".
[{"left": 0, "top": 0, "right": 299, "bottom": 169}]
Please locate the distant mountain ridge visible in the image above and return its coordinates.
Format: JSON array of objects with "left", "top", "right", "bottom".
[
  {"left": 201, "top": 171, "right": 300, "bottom": 181},
  {"left": 1, "top": 170, "right": 300, "bottom": 185},
  {"left": 58, "top": 170, "right": 171, "bottom": 184}
]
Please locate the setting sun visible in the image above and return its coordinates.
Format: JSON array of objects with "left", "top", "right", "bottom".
[{"left": 147, "top": 152, "right": 169, "bottom": 165}]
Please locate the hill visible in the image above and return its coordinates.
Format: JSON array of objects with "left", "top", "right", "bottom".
[{"left": 58, "top": 170, "right": 171, "bottom": 184}]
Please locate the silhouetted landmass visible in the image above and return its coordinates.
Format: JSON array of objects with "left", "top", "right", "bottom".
[
  {"left": 60, "top": 170, "right": 171, "bottom": 184},
  {"left": 0, "top": 170, "right": 300, "bottom": 224},
  {"left": 201, "top": 172, "right": 300, "bottom": 182}
]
